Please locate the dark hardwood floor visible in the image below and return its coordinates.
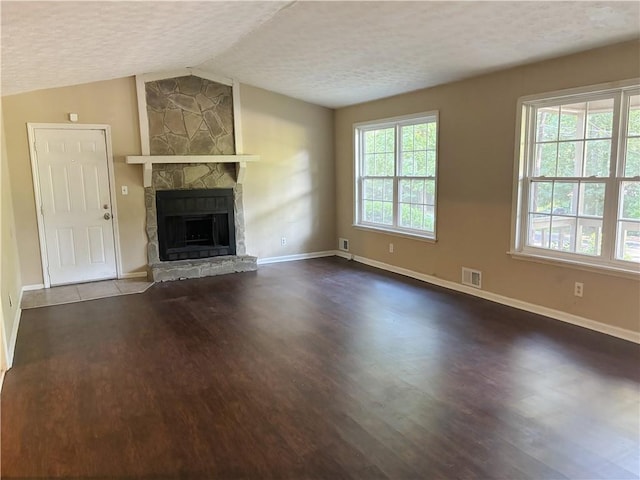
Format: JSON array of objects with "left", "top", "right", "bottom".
[{"left": 2, "top": 257, "right": 639, "bottom": 479}]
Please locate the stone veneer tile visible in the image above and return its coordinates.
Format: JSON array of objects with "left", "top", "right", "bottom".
[{"left": 146, "top": 75, "right": 235, "bottom": 156}]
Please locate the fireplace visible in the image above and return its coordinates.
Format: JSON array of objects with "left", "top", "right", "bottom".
[
  {"left": 156, "top": 189, "right": 235, "bottom": 261},
  {"left": 129, "top": 71, "right": 258, "bottom": 282}
]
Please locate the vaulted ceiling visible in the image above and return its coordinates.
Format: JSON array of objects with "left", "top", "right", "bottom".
[{"left": 2, "top": 1, "right": 639, "bottom": 108}]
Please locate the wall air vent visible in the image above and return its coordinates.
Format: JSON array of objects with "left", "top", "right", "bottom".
[
  {"left": 338, "top": 238, "right": 350, "bottom": 252},
  {"left": 462, "top": 267, "right": 482, "bottom": 289}
]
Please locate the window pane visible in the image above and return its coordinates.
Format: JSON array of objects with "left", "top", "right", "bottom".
[
  {"left": 530, "top": 181, "right": 553, "bottom": 213},
  {"left": 373, "top": 201, "right": 384, "bottom": 223},
  {"left": 411, "top": 204, "right": 424, "bottom": 230},
  {"left": 399, "top": 203, "right": 412, "bottom": 228},
  {"left": 363, "top": 154, "right": 376, "bottom": 176},
  {"left": 625, "top": 137, "right": 640, "bottom": 178},
  {"left": 534, "top": 143, "right": 557, "bottom": 176},
  {"left": 382, "top": 153, "right": 394, "bottom": 176},
  {"left": 402, "top": 125, "right": 414, "bottom": 151},
  {"left": 557, "top": 141, "right": 583, "bottom": 177},
  {"left": 550, "top": 216, "right": 576, "bottom": 252},
  {"left": 400, "top": 152, "right": 414, "bottom": 176},
  {"left": 399, "top": 179, "right": 411, "bottom": 202},
  {"left": 414, "top": 151, "right": 427, "bottom": 176},
  {"left": 579, "top": 183, "right": 605, "bottom": 217},
  {"left": 528, "top": 214, "right": 551, "bottom": 248},
  {"left": 536, "top": 107, "right": 559, "bottom": 142},
  {"left": 411, "top": 179, "right": 425, "bottom": 203},
  {"left": 375, "top": 128, "right": 393, "bottom": 153},
  {"left": 414, "top": 123, "right": 427, "bottom": 150},
  {"left": 584, "top": 139, "right": 611, "bottom": 177},
  {"left": 383, "top": 179, "right": 393, "bottom": 202},
  {"left": 427, "top": 122, "right": 437, "bottom": 149},
  {"left": 385, "top": 129, "right": 394, "bottom": 153},
  {"left": 628, "top": 95, "right": 640, "bottom": 136},
  {"left": 368, "top": 201, "right": 393, "bottom": 225},
  {"left": 364, "top": 131, "right": 375, "bottom": 154},
  {"left": 374, "top": 154, "right": 383, "bottom": 176},
  {"left": 552, "top": 182, "right": 578, "bottom": 215},
  {"left": 620, "top": 181, "right": 640, "bottom": 220},
  {"left": 426, "top": 151, "right": 436, "bottom": 177},
  {"left": 363, "top": 200, "right": 374, "bottom": 222},
  {"left": 424, "top": 205, "right": 435, "bottom": 232},
  {"left": 617, "top": 221, "right": 640, "bottom": 262},
  {"left": 382, "top": 202, "right": 393, "bottom": 225},
  {"left": 363, "top": 179, "right": 374, "bottom": 200},
  {"left": 559, "top": 102, "right": 585, "bottom": 140},
  {"left": 586, "top": 98, "right": 614, "bottom": 139},
  {"left": 425, "top": 180, "right": 436, "bottom": 205},
  {"left": 576, "top": 219, "right": 602, "bottom": 256},
  {"left": 363, "top": 178, "right": 386, "bottom": 201}
]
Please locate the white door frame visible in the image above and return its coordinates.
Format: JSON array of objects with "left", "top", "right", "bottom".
[{"left": 27, "top": 123, "right": 123, "bottom": 288}]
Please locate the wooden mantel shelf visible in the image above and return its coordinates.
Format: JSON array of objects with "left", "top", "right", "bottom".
[{"left": 125, "top": 155, "right": 259, "bottom": 187}]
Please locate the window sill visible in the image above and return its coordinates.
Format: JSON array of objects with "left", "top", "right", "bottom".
[
  {"left": 507, "top": 250, "right": 640, "bottom": 280},
  {"left": 353, "top": 224, "right": 437, "bottom": 243}
]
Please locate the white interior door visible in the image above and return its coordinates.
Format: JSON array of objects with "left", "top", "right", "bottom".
[{"left": 33, "top": 127, "right": 117, "bottom": 286}]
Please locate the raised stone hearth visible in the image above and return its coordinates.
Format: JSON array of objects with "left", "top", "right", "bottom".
[{"left": 151, "top": 256, "right": 257, "bottom": 283}]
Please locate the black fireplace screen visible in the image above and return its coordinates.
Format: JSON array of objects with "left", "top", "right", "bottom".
[{"left": 156, "top": 189, "right": 236, "bottom": 261}]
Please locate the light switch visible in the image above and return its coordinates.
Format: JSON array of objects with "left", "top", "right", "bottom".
[{"left": 121, "top": 185, "right": 128, "bottom": 195}]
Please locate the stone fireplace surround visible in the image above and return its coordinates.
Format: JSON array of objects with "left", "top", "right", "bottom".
[
  {"left": 126, "top": 70, "right": 260, "bottom": 282},
  {"left": 145, "top": 162, "right": 257, "bottom": 282}
]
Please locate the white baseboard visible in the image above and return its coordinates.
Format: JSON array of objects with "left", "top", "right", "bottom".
[
  {"left": 22, "top": 283, "right": 44, "bottom": 292},
  {"left": 257, "top": 250, "right": 337, "bottom": 265},
  {"left": 339, "top": 253, "right": 639, "bottom": 344},
  {"left": 7, "top": 309, "right": 21, "bottom": 369},
  {"left": 5, "top": 287, "right": 25, "bottom": 370},
  {"left": 118, "top": 271, "right": 149, "bottom": 279}
]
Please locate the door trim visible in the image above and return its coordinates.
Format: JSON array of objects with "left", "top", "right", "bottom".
[{"left": 27, "top": 123, "right": 123, "bottom": 288}]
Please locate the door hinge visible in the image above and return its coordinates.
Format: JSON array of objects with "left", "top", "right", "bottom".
[
  {"left": 40, "top": 204, "right": 44, "bottom": 216},
  {"left": 33, "top": 141, "right": 37, "bottom": 154}
]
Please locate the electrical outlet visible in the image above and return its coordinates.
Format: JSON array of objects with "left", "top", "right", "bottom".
[
  {"left": 389, "top": 243, "right": 394, "bottom": 253},
  {"left": 574, "top": 282, "right": 584, "bottom": 297},
  {"left": 281, "top": 237, "right": 287, "bottom": 246}
]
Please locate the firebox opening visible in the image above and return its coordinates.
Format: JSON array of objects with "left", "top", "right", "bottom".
[{"left": 157, "top": 189, "right": 236, "bottom": 262}]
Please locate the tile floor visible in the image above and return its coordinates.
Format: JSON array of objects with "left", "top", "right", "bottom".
[{"left": 21, "top": 278, "right": 154, "bottom": 309}]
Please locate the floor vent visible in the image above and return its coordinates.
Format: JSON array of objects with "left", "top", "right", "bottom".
[
  {"left": 338, "top": 238, "right": 350, "bottom": 252},
  {"left": 462, "top": 267, "right": 482, "bottom": 289}
]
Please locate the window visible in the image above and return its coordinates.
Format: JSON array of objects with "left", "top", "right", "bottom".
[
  {"left": 354, "top": 112, "right": 438, "bottom": 239},
  {"left": 512, "top": 81, "right": 640, "bottom": 273}
]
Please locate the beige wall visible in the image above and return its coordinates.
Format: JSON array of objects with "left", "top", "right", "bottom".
[
  {"left": 1, "top": 105, "right": 23, "bottom": 368},
  {"left": 2, "top": 78, "right": 335, "bottom": 285},
  {"left": 335, "top": 40, "right": 640, "bottom": 334},
  {"left": 240, "top": 84, "right": 335, "bottom": 257}
]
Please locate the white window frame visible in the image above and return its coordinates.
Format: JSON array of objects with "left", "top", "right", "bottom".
[
  {"left": 510, "top": 79, "right": 640, "bottom": 276},
  {"left": 354, "top": 111, "right": 439, "bottom": 240}
]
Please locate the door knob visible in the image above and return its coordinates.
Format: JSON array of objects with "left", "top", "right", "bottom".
[{"left": 104, "top": 212, "right": 112, "bottom": 220}]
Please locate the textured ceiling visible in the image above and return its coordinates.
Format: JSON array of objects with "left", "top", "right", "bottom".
[{"left": 2, "top": 1, "right": 639, "bottom": 108}]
